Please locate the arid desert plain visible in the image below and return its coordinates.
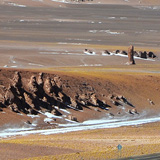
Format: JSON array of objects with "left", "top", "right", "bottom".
[{"left": 0, "top": 0, "right": 160, "bottom": 159}]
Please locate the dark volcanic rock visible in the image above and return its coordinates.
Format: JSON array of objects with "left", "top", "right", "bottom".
[
  {"left": 120, "top": 50, "right": 127, "bottom": 55},
  {"left": 139, "top": 51, "right": 147, "bottom": 59},
  {"left": 102, "top": 50, "right": 110, "bottom": 55},
  {"left": 147, "top": 52, "right": 156, "bottom": 58}
]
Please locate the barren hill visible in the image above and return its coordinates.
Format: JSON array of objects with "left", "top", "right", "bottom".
[{"left": 0, "top": 68, "right": 160, "bottom": 129}]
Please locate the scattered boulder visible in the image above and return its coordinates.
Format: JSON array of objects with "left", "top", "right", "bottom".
[
  {"left": 26, "top": 120, "right": 32, "bottom": 125},
  {"left": 115, "top": 50, "right": 120, "bottom": 54},
  {"left": 68, "top": 115, "right": 78, "bottom": 122},
  {"left": 107, "top": 94, "right": 114, "bottom": 100},
  {"left": 138, "top": 51, "right": 147, "bottom": 59},
  {"left": 147, "top": 99, "right": 154, "bottom": 105},
  {"left": 9, "top": 104, "right": 19, "bottom": 113},
  {"left": 116, "top": 95, "right": 126, "bottom": 101},
  {"left": 84, "top": 49, "right": 95, "bottom": 55},
  {"left": 128, "top": 108, "right": 138, "bottom": 115},
  {"left": 120, "top": 50, "right": 127, "bottom": 55},
  {"left": 111, "top": 100, "right": 121, "bottom": 106},
  {"left": 134, "top": 51, "right": 139, "bottom": 57},
  {"left": 147, "top": 52, "right": 156, "bottom": 58},
  {"left": 109, "top": 113, "right": 114, "bottom": 117},
  {"left": 102, "top": 50, "right": 110, "bottom": 55}
]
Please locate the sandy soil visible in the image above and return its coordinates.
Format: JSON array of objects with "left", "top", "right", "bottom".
[
  {"left": 2, "top": 0, "right": 160, "bottom": 6},
  {"left": 0, "top": 0, "right": 160, "bottom": 68},
  {"left": 1, "top": 122, "right": 160, "bottom": 160}
]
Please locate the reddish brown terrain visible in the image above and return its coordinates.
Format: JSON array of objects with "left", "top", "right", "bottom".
[
  {"left": 0, "top": 64, "right": 160, "bottom": 128},
  {"left": 0, "top": 0, "right": 160, "bottom": 159}
]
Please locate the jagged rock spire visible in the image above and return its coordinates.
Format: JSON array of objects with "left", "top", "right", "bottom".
[{"left": 128, "top": 45, "right": 135, "bottom": 65}]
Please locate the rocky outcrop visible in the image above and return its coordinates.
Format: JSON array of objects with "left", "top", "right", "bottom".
[
  {"left": 37, "top": 72, "right": 44, "bottom": 86},
  {"left": 147, "top": 52, "right": 156, "bottom": 58},
  {"left": 128, "top": 108, "right": 138, "bottom": 115},
  {"left": 114, "top": 48, "right": 156, "bottom": 59},
  {"left": 44, "top": 77, "right": 52, "bottom": 94},
  {"left": 53, "top": 75, "right": 62, "bottom": 89},
  {"left": 28, "top": 76, "right": 38, "bottom": 93},
  {"left": 0, "top": 93, "right": 5, "bottom": 104},
  {"left": 5, "top": 86, "right": 15, "bottom": 105},
  {"left": 9, "top": 104, "right": 19, "bottom": 113},
  {"left": 23, "top": 92, "right": 34, "bottom": 108},
  {"left": 128, "top": 45, "right": 135, "bottom": 65},
  {"left": 138, "top": 51, "right": 147, "bottom": 59},
  {"left": 12, "top": 71, "right": 22, "bottom": 88},
  {"left": 102, "top": 50, "right": 110, "bottom": 55},
  {"left": 148, "top": 99, "right": 154, "bottom": 105},
  {"left": 115, "top": 50, "right": 120, "bottom": 54},
  {"left": 120, "top": 50, "right": 127, "bottom": 55},
  {"left": 90, "top": 93, "right": 98, "bottom": 106},
  {"left": 68, "top": 115, "right": 78, "bottom": 122},
  {"left": 0, "top": 70, "right": 138, "bottom": 122}
]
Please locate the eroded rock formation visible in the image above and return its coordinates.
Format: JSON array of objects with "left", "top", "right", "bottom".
[
  {"left": 128, "top": 45, "right": 135, "bottom": 65},
  {"left": 0, "top": 70, "right": 138, "bottom": 122}
]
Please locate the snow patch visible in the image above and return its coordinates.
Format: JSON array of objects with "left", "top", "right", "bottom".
[
  {"left": 89, "top": 30, "right": 124, "bottom": 35},
  {"left": 10, "top": 66, "right": 18, "bottom": 68},
  {"left": 44, "top": 112, "right": 62, "bottom": 119},
  {"left": 27, "top": 114, "right": 40, "bottom": 118},
  {"left": 80, "top": 64, "right": 102, "bottom": 67},
  {"left": 108, "top": 17, "right": 116, "bottom": 19},
  {"left": 84, "top": 51, "right": 96, "bottom": 55},
  {"left": 10, "top": 56, "right": 16, "bottom": 64},
  {"left": 59, "top": 109, "right": 71, "bottom": 114},
  {"left": 3, "top": 65, "right": 8, "bottom": 68},
  {"left": 44, "top": 118, "right": 54, "bottom": 123},
  {"left": 120, "top": 17, "right": 127, "bottom": 20},
  {"left": 8, "top": 2, "right": 26, "bottom": 7},
  {"left": 28, "top": 63, "right": 44, "bottom": 67},
  {"left": 1, "top": 115, "right": 160, "bottom": 138}
]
